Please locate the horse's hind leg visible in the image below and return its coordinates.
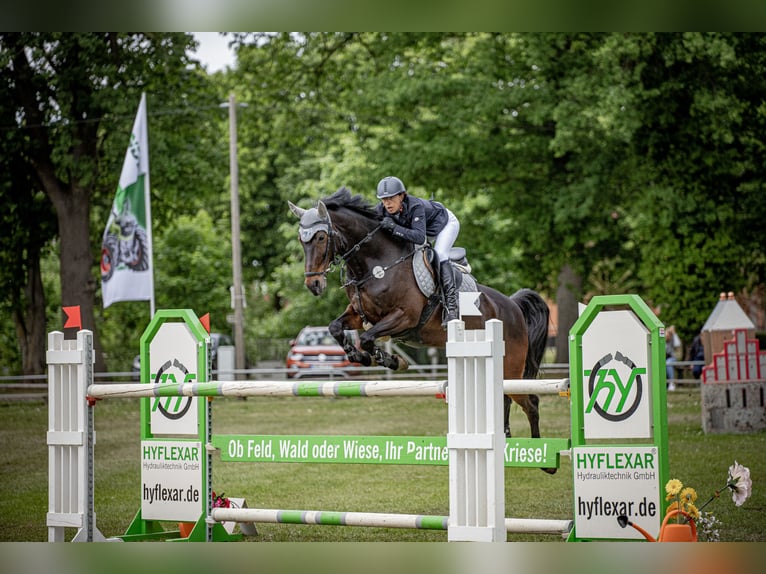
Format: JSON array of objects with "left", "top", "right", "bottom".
[
  {"left": 372, "top": 345, "right": 409, "bottom": 371},
  {"left": 510, "top": 393, "right": 556, "bottom": 474}
]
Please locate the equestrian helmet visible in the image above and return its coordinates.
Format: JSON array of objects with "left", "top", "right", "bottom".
[{"left": 376, "top": 176, "right": 406, "bottom": 199}]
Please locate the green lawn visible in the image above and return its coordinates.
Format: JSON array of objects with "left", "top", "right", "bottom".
[{"left": 0, "top": 386, "right": 763, "bottom": 542}]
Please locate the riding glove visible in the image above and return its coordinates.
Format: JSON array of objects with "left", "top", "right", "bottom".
[{"left": 381, "top": 217, "right": 396, "bottom": 232}]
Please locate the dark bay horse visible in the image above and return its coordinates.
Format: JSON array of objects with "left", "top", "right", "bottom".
[{"left": 289, "top": 187, "right": 553, "bottom": 472}]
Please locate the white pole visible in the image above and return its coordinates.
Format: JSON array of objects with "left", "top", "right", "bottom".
[
  {"left": 227, "top": 93, "right": 246, "bottom": 377},
  {"left": 141, "top": 92, "right": 156, "bottom": 318}
]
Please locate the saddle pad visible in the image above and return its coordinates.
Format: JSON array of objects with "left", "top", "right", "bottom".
[
  {"left": 412, "top": 250, "right": 478, "bottom": 297},
  {"left": 413, "top": 249, "right": 436, "bottom": 296}
]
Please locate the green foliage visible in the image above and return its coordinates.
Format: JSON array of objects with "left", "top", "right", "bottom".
[{"left": 2, "top": 33, "right": 766, "bottom": 373}]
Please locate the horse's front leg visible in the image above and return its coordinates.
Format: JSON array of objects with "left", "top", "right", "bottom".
[
  {"left": 328, "top": 305, "right": 372, "bottom": 366},
  {"left": 358, "top": 309, "right": 413, "bottom": 372}
]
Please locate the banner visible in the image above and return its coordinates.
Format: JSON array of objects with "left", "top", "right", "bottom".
[{"left": 101, "top": 93, "right": 154, "bottom": 309}]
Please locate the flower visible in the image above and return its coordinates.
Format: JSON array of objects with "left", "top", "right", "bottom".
[
  {"left": 665, "top": 483, "right": 699, "bottom": 523},
  {"left": 664, "top": 461, "right": 752, "bottom": 540},
  {"left": 665, "top": 478, "right": 683, "bottom": 497},
  {"left": 696, "top": 511, "right": 721, "bottom": 542},
  {"left": 727, "top": 460, "right": 752, "bottom": 507}
]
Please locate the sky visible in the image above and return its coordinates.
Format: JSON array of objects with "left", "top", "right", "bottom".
[{"left": 192, "top": 32, "right": 237, "bottom": 72}]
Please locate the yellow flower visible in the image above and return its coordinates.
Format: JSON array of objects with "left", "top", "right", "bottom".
[
  {"left": 685, "top": 503, "right": 699, "bottom": 520},
  {"left": 680, "top": 487, "right": 697, "bottom": 505},
  {"left": 665, "top": 478, "right": 683, "bottom": 496}
]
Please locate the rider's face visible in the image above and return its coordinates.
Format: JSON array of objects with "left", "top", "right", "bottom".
[{"left": 381, "top": 193, "right": 404, "bottom": 214}]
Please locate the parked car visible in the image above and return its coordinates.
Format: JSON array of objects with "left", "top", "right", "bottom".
[
  {"left": 132, "top": 332, "right": 234, "bottom": 373},
  {"left": 285, "top": 326, "right": 361, "bottom": 378}
]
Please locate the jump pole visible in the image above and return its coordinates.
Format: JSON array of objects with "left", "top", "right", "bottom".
[
  {"left": 210, "top": 508, "right": 572, "bottom": 535},
  {"left": 85, "top": 378, "right": 568, "bottom": 399}
]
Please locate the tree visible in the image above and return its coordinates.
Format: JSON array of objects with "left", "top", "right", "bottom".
[
  {"left": 1, "top": 32, "right": 217, "bottom": 372},
  {"left": 0, "top": 87, "right": 57, "bottom": 376},
  {"left": 227, "top": 33, "right": 766, "bottom": 359},
  {"left": 614, "top": 33, "right": 766, "bottom": 342}
]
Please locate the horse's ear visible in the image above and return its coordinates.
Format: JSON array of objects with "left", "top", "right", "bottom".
[
  {"left": 317, "top": 200, "right": 330, "bottom": 221},
  {"left": 288, "top": 201, "right": 306, "bottom": 219}
]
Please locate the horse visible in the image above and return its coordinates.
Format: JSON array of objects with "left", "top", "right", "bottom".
[{"left": 289, "top": 187, "right": 554, "bottom": 473}]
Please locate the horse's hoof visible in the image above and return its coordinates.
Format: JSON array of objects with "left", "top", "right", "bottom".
[
  {"left": 395, "top": 357, "right": 409, "bottom": 371},
  {"left": 541, "top": 467, "right": 557, "bottom": 475}
]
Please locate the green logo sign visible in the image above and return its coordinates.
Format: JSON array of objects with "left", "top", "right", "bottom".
[
  {"left": 150, "top": 359, "right": 197, "bottom": 419},
  {"left": 584, "top": 352, "right": 645, "bottom": 421}
]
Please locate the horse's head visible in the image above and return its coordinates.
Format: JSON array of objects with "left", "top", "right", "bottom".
[
  {"left": 288, "top": 199, "right": 335, "bottom": 296},
  {"left": 290, "top": 187, "right": 386, "bottom": 296}
]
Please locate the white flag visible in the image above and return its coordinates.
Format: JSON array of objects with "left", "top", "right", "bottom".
[{"left": 100, "top": 93, "right": 154, "bottom": 310}]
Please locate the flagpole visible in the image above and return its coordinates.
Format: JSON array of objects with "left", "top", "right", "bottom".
[
  {"left": 141, "top": 92, "right": 156, "bottom": 318},
  {"left": 226, "top": 93, "right": 246, "bottom": 378}
]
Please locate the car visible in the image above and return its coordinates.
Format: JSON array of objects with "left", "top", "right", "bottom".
[
  {"left": 285, "top": 326, "right": 361, "bottom": 378},
  {"left": 132, "top": 332, "right": 234, "bottom": 373}
]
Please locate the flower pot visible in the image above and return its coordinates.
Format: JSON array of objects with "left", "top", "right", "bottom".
[{"left": 658, "top": 510, "right": 697, "bottom": 542}]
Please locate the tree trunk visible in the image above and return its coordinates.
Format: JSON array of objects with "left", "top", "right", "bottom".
[
  {"left": 555, "top": 262, "right": 583, "bottom": 363},
  {"left": 13, "top": 248, "right": 47, "bottom": 381},
  {"left": 47, "top": 181, "right": 107, "bottom": 373}
]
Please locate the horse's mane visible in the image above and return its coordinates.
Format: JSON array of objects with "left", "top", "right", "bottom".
[{"left": 321, "top": 187, "right": 379, "bottom": 220}]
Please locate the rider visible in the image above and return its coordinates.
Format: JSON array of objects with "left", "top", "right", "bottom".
[{"left": 375, "top": 176, "right": 461, "bottom": 326}]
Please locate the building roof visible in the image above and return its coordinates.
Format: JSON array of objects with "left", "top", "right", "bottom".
[{"left": 701, "top": 292, "right": 755, "bottom": 332}]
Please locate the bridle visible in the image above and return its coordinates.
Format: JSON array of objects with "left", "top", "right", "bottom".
[{"left": 301, "top": 212, "right": 384, "bottom": 281}]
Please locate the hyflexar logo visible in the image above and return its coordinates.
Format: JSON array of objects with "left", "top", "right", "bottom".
[
  {"left": 584, "top": 351, "right": 646, "bottom": 422},
  {"left": 151, "top": 358, "right": 196, "bottom": 419}
]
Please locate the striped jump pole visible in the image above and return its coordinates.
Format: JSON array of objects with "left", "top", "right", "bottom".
[
  {"left": 211, "top": 508, "right": 449, "bottom": 531},
  {"left": 86, "top": 379, "right": 447, "bottom": 400},
  {"left": 210, "top": 508, "right": 572, "bottom": 536},
  {"left": 503, "top": 378, "right": 569, "bottom": 395},
  {"left": 86, "top": 378, "right": 568, "bottom": 400}
]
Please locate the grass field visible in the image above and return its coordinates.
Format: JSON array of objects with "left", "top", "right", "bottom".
[{"left": 0, "top": 386, "right": 763, "bottom": 543}]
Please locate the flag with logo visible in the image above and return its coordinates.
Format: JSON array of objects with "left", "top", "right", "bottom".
[{"left": 101, "top": 93, "right": 155, "bottom": 311}]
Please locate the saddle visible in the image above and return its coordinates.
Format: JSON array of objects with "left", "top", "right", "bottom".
[{"left": 413, "top": 246, "right": 477, "bottom": 298}]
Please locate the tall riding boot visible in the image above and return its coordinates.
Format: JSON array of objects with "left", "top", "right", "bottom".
[{"left": 439, "top": 260, "right": 459, "bottom": 327}]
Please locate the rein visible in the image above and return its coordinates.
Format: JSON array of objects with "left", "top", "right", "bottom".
[
  {"left": 337, "top": 225, "right": 419, "bottom": 327},
  {"left": 304, "top": 221, "right": 386, "bottom": 279},
  {"left": 341, "top": 248, "right": 417, "bottom": 289}
]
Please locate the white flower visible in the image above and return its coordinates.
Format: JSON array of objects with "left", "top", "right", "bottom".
[{"left": 727, "top": 461, "right": 752, "bottom": 507}]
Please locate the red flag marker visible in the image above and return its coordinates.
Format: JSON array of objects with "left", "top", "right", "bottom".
[
  {"left": 199, "top": 313, "right": 211, "bottom": 334},
  {"left": 63, "top": 306, "right": 82, "bottom": 330}
]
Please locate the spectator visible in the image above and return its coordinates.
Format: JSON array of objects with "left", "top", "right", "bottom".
[
  {"left": 689, "top": 333, "right": 705, "bottom": 379},
  {"left": 665, "top": 325, "right": 682, "bottom": 391}
]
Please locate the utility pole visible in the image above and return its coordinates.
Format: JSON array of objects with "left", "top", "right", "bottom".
[{"left": 225, "top": 93, "right": 246, "bottom": 378}]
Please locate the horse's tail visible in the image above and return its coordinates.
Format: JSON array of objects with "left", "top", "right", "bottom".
[{"left": 510, "top": 288, "right": 550, "bottom": 380}]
